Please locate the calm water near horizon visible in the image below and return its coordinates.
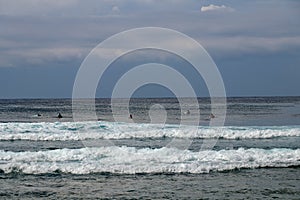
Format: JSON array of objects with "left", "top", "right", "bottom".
[
  {"left": 0, "top": 97, "right": 299, "bottom": 199},
  {"left": 1, "top": 96, "right": 300, "bottom": 126}
]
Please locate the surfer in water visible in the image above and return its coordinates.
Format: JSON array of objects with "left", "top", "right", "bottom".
[
  {"left": 57, "top": 113, "right": 63, "bottom": 119},
  {"left": 129, "top": 114, "right": 133, "bottom": 119},
  {"left": 210, "top": 113, "right": 215, "bottom": 119}
]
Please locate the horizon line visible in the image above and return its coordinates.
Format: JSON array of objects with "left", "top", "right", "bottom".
[{"left": 1, "top": 95, "right": 300, "bottom": 100}]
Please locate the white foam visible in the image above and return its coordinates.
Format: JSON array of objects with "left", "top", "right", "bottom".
[
  {"left": 0, "top": 121, "right": 299, "bottom": 141},
  {"left": 0, "top": 147, "right": 299, "bottom": 174}
]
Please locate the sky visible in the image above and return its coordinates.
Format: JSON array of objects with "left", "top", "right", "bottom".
[{"left": 0, "top": 0, "right": 299, "bottom": 98}]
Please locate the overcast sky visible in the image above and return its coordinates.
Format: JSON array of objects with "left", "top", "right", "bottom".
[{"left": 0, "top": 0, "right": 299, "bottom": 98}]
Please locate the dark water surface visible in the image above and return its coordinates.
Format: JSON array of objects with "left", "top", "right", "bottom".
[
  {"left": 1, "top": 97, "right": 300, "bottom": 126},
  {"left": 1, "top": 168, "right": 299, "bottom": 199}
]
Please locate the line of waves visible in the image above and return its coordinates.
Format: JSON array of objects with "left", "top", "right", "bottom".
[
  {"left": 0, "top": 147, "right": 299, "bottom": 174},
  {"left": 0, "top": 121, "right": 300, "bottom": 141}
]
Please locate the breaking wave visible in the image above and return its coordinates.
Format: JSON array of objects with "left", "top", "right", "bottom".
[{"left": 0, "top": 121, "right": 299, "bottom": 141}]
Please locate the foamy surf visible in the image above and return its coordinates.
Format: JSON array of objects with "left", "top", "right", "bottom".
[
  {"left": 0, "top": 121, "right": 299, "bottom": 141},
  {"left": 0, "top": 147, "right": 299, "bottom": 174}
]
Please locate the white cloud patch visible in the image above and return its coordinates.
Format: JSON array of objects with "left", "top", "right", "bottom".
[
  {"left": 201, "top": 4, "right": 234, "bottom": 12},
  {"left": 112, "top": 5, "right": 120, "bottom": 12}
]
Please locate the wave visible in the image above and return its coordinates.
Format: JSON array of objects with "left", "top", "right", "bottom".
[
  {"left": 0, "top": 147, "right": 299, "bottom": 174},
  {"left": 0, "top": 121, "right": 300, "bottom": 141}
]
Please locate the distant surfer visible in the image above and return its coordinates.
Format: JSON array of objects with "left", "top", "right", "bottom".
[
  {"left": 37, "top": 113, "right": 41, "bottom": 117},
  {"left": 210, "top": 113, "right": 215, "bottom": 119},
  {"left": 57, "top": 113, "right": 63, "bottom": 119},
  {"left": 129, "top": 114, "right": 133, "bottom": 119}
]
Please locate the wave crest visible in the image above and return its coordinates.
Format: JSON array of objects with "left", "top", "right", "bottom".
[
  {"left": 0, "top": 147, "right": 299, "bottom": 174},
  {"left": 0, "top": 121, "right": 299, "bottom": 141}
]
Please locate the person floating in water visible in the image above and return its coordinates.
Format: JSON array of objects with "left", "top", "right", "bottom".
[
  {"left": 210, "top": 113, "right": 215, "bottom": 119},
  {"left": 129, "top": 114, "right": 133, "bottom": 119},
  {"left": 57, "top": 113, "right": 63, "bottom": 119}
]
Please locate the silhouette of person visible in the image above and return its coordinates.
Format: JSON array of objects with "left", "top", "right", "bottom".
[{"left": 57, "top": 113, "right": 63, "bottom": 119}]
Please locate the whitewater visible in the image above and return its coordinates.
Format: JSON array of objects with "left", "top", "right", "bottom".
[
  {"left": 0, "top": 146, "right": 299, "bottom": 174},
  {"left": 1, "top": 121, "right": 300, "bottom": 141},
  {"left": 0, "top": 120, "right": 299, "bottom": 175}
]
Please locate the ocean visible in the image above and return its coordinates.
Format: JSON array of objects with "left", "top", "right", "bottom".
[{"left": 0, "top": 97, "right": 300, "bottom": 199}]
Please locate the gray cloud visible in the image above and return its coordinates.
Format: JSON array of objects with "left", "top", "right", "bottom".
[
  {"left": 0, "top": 0, "right": 299, "bottom": 68},
  {"left": 0, "top": 0, "right": 79, "bottom": 15},
  {"left": 0, "top": 0, "right": 299, "bottom": 97}
]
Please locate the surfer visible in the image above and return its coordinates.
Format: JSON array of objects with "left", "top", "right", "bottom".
[
  {"left": 57, "top": 113, "right": 63, "bottom": 119},
  {"left": 210, "top": 113, "right": 215, "bottom": 119},
  {"left": 129, "top": 114, "right": 133, "bottom": 119}
]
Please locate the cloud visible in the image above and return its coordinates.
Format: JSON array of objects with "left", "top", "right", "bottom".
[
  {"left": 0, "top": 0, "right": 79, "bottom": 15},
  {"left": 201, "top": 4, "right": 234, "bottom": 12},
  {"left": 0, "top": 1, "right": 299, "bottom": 68},
  {"left": 0, "top": 47, "right": 89, "bottom": 67},
  {"left": 0, "top": 0, "right": 190, "bottom": 16},
  {"left": 112, "top": 5, "right": 120, "bottom": 13},
  {"left": 200, "top": 36, "right": 300, "bottom": 57}
]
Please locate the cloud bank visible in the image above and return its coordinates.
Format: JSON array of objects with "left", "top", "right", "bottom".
[{"left": 201, "top": 4, "right": 234, "bottom": 12}]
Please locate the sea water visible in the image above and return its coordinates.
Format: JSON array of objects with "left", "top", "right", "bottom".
[{"left": 0, "top": 97, "right": 299, "bottom": 199}]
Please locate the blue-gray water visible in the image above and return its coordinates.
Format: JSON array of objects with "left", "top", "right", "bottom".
[{"left": 0, "top": 97, "right": 300, "bottom": 199}]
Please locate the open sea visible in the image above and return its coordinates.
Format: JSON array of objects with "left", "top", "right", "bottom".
[{"left": 0, "top": 97, "right": 300, "bottom": 199}]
